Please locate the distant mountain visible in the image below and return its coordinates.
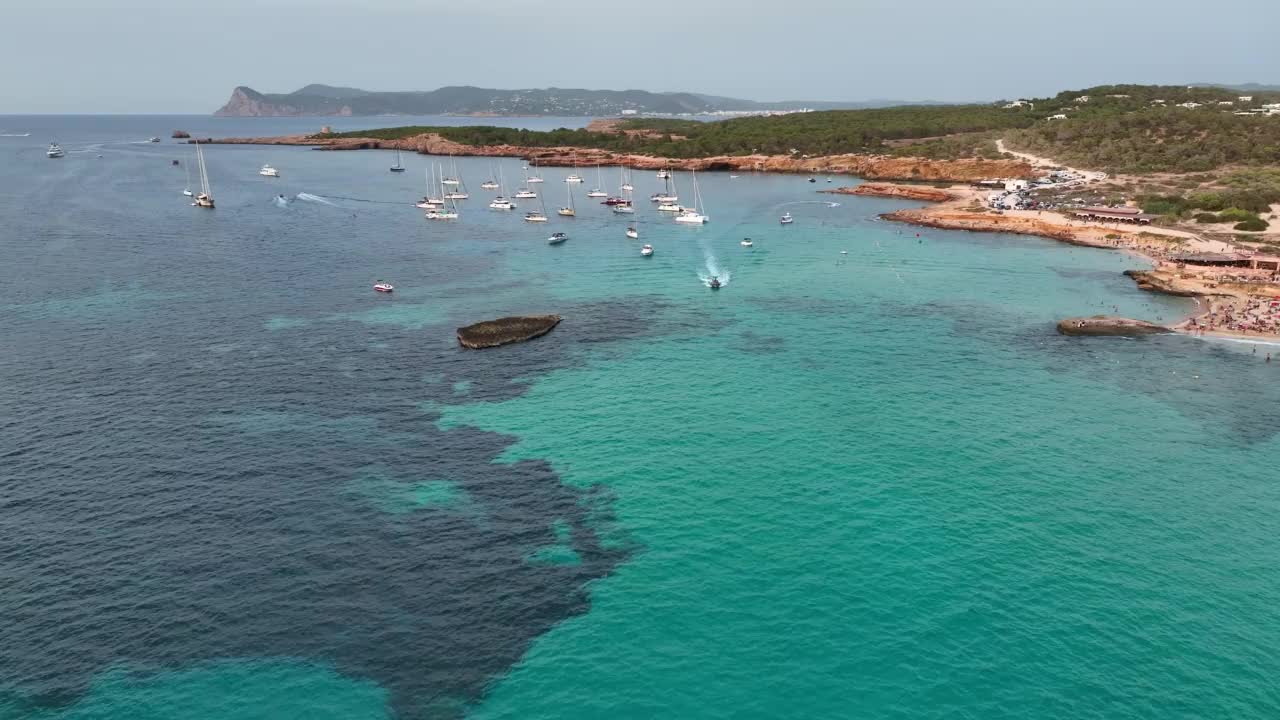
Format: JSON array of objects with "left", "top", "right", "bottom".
[
  {"left": 1194, "top": 82, "right": 1280, "bottom": 93},
  {"left": 213, "top": 85, "right": 885, "bottom": 117}
]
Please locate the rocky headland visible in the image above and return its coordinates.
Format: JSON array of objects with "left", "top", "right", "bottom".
[{"left": 826, "top": 183, "right": 957, "bottom": 202}]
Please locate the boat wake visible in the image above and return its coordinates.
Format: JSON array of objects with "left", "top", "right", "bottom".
[
  {"left": 697, "top": 247, "right": 731, "bottom": 287},
  {"left": 295, "top": 192, "right": 338, "bottom": 206},
  {"left": 0, "top": 133, "right": 30, "bottom": 137},
  {"left": 273, "top": 195, "right": 291, "bottom": 208}
]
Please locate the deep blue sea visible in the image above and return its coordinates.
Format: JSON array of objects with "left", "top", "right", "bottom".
[{"left": 3, "top": 114, "right": 1280, "bottom": 720}]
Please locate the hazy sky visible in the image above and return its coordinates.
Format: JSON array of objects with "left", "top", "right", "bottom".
[{"left": 2, "top": 0, "right": 1276, "bottom": 113}]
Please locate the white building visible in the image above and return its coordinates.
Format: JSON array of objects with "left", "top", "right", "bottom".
[
  {"left": 1048, "top": 114, "right": 1068, "bottom": 121},
  {"left": 1075, "top": 95, "right": 1091, "bottom": 103},
  {"left": 1239, "top": 96, "right": 1254, "bottom": 102},
  {"left": 1005, "top": 179, "right": 1030, "bottom": 192},
  {"left": 1177, "top": 102, "right": 1202, "bottom": 109},
  {"left": 1002, "top": 100, "right": 1031, "bottom": 109}
]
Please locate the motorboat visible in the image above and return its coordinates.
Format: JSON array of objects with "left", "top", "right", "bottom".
[
  {"left": 780, "top": 213, "right": 794, "bottom": 225},
  {"left": 489, "top": 197, "right": 516, "bottom": 210},
  {"left": 656, "top": 169, "right": 672, "bottom": 179},
  {"left": 564, "top": 174, "right": 584, "bottom": 184},
  {"left": 259, "top": 164, "right": 280, "bottom": 177},
  {"left": 441, "top": 177, "right": 460, "bottom": 186},
  {"left": 729, "top": 175, "right": 740, "bottom": 179},
  {"left": 651, "top": 193, "right": 678, "bottom": 203},
  {"left": 741, "top": 239, "right": 753, "bottom": 247},
  {"left": 657, "top": 203, "right": 683, "bottom": 213},
  {"left": 374, "top": 281, "right": 394, "bottom": 293},
  {"left": 548, "top": 232, "right": 568, "bottom": 245},
  {"left": 514, "top": 189, "right": 538, "bottom": 199},
  {"left": 621, "top": 183, "right": 634, "bottom": 191},
  {"left": 808, "top": 177, "right": 816, "bottom": 183},
  {"left": 480, "top": 180, "right": 500, "bottom": 190},
  {"left": 709, "top": 277, "right": 722, "bottom": 289},
  {"left": 524, "top": 211, "right": 548, "bottom": 222},
  {"left": 47, "top": 143, "right": 65, "bottom": 158},
  {"left": 603, "top": 197, "right": 629, "bottom": 205},
  {"left": 192, "top": 143, "right": 214, "bottom": 208},
  {"left": 640, "top": 244, "right": 653, "bottom": 256},
  {"left": 149, "top": 137, "right": 161, "bottom": 143}
]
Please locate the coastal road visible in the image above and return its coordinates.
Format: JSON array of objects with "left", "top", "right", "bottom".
[{"left": 996, "top": 139, "right": 1108, "bottom": 183}]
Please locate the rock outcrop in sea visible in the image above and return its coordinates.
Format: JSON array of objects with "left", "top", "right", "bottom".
[
  {"left": 1056, "top": 316, "right": 1170, "bottom": 336},
  {"left": 826, "top": 183, "right": 956, "bottom": 202},
  {"left": 457, "top": 315, "right": 562, "bottom": 349}
]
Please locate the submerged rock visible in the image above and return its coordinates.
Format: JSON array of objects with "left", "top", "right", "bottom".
[
  {"left": 457, "top": 315, "right": 562, "bottom": 349},
  {"left": 1057, "top": 316, "right": 1170, "bottom": 337}
]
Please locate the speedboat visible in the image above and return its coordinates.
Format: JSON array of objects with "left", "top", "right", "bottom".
[
  {"left": 603, "top": 197, "right": 628, "bottom": 205},
  {"left": 586, "top": 188, "right": 608, "bottom": 198},
  {"left": 627, "top": 227, "right": 640, "bottom": 239},
  {"left": 489, "top": 197, "right": 516, "bottom": 210},
  {"left": 808, "top": 177, "right": 816, "bottom": 183},
  {"left": 780, "top": 213, "right": 794, "bottom": 225},
  {"left": 149, "top": 137, "right": 161, "bottom": 143},
  {"left": 524, "top": 211, "right": 548, "bottom": 222},
  {"left": 621, "top": 183, "right": 634, "bottom": 191},
  {"left": 565, "top": 174, "right": 584, "bottom": 184},
  {"left": 640, "top": 244, "right": 653, "bottom": 256},
  {"left": 183, "top": 189, "right": 194, "bottom": 197},
  {"left": 709, "top": 277, "right": 722, "bottom": 289},
  {"left": 46, "top": 143, "right": 64, "bottom": 158},
  {"left": 374, "top": 281, "right": 394, "bottom": 293},
  {"left": 259, "top": 164, "right": 279, "bottom": 177},
  {"left": 480, "top": 180, "right": 500, "bottom": 190},
  {"left": 657, "top": 203, "right": 683, "bottom": 212},
  {"left": 548, "top": 232, "right": 568, "bottom": 245},
  {"left": 514, "top": 189, "right": 537, "bottom": 199},
  {"left": 741, "top": 239, "right": 753, "bottom": 247}
]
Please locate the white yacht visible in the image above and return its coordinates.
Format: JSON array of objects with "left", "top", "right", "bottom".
[
  {"left": 514, "top": 189, "right": 538, "bottom": 199},
  {"left": 656, "top": 169, "right": 672, "bottom": 179},
  {"left": 586, "top": 165, "right": 608, "bottom": 197},
  {"left": 640, "top": 243, "right": 653, "bottom": 256},
  {"left": 46, "top": 143, "right": 65, "bottom": 158},
  {"left": 489, "top": 197, "right": 516, "bottom": 210},
  {"left": 480, "top": 180, "right": 500, "bottom": 190},
  {"left": 259, "top": 164, "right": 279, "bottom": 177},
  {"left": 444, "top": 190, "right": 469, "bottom": 200},
  {"left": 657, "top": 203, "right": 683, "bottom": 212},
  {"left": 564, "top": 174, "right": 584, "bottom": 184},
  {"left": 527, "top": 160, "right": 544, "bottom": 183},
  {"left": 627, "top": 227, "right": 640, "bottom": 239}
]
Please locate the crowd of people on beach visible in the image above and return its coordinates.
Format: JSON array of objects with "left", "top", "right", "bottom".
[{"left": 1187, "top": 297, "right": 1280, "bottom": 336}]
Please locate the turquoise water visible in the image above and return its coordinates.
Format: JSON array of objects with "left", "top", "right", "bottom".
[{"left": 3, "top": 117, "right": 1280, "bottom": 719}]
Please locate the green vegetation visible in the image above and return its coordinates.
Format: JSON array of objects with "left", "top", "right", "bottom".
[
  {"left": 1234, "top": 218, "right": 1270, "bottom": 231},
  {"left": 317, "top": 84, "right": 1280, "bottom": 171}
]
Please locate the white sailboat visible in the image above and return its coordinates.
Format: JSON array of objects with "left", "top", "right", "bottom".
[
  {"left": 193, "top": 143, "right": 214, "bottom": 208},
  {"left": 514, "top": 165, "right": 537, "bottom": 198},
  {"left": 528, "top": 158, "right": 544, "bottom": 183},
  {"left": 651, "top": 171, "right": 678, "bottom": 203},
  {"left": 480, "top": 162, "right": 500, "bottom": 190},
  {"left": 182, "top": 154, "right": 194, "bottom": 196},
  {"left": 426, "top": 163, "right": 459, "bottom": 219},
  {"left": 444, "top": 167, "right": 469, "bottom": 199},
  {"left": 674, "top": 170, "right": 708, "bottom": 224},
  {"left": 627, "top": 194, "right": 640, "bottom": 239},
  {"left": 587, "top": 165, "right": 608, "bottom": 197},
  {"left": 565, "top": 152, "right": 584, "bottom": 183},
  {"left": 489, "top": 165, "right": 516, "bottom": 209},
  {"left": 524, "top": 191, "right": 548, "bottom": 222},
  {"left": 416, "top": 166, "right": 444, "bottom": 208},
  {"left": 390, "top": 147, "right": 406, "bottom": 173},
  {"left": 441, "top": 156, "right": 460, "bottom": 185},
  {"left": 620, "top": 165, "right": 633, "bottom": 192},
  {"left": 557, "top": 181, "right": 576, "bottom": 216}
]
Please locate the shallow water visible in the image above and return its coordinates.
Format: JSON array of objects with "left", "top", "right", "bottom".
[{"left": 2, "top": 116, "right": 1279, "bottom": 719}]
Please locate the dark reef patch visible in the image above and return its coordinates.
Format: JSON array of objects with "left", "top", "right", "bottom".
[{"left": 0, "top": 292, "right": 685, "bottom": 718}]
